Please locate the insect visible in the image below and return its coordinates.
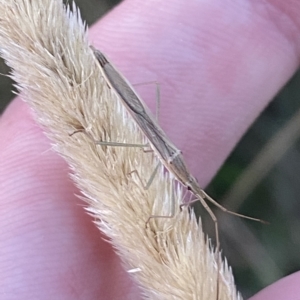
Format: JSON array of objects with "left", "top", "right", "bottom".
[{"left": 88, "top": 46, "right": 265, "bottom": 299}]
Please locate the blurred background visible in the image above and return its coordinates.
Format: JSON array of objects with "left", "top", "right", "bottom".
[{"left": 1, "top": 0, "right": 299, "bottom": 298}]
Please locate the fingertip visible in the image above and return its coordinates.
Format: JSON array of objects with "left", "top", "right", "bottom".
[{"left": 250, "top": 271, "right": 300, "bottom": 300}]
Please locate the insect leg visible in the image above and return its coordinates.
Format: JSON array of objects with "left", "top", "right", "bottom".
[
  {"left": 194, "top": 195, "right": 220, "bottom": 300},
  {"left": 185, "top": 190, "right": 267, "bottom": 224},
  {"left": 145, "top": 177, "right": 176, "bottom": 228},
  {"left": 70, "top": 128, "right": 148, "bottom": 148},
  {"left": 129, "top": 161, "right": 160, "bottom": 190}
]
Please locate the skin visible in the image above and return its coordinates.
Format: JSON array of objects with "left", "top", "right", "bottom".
[{"left": 0, "top": 0, "right": 300, "bottom": 299}]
